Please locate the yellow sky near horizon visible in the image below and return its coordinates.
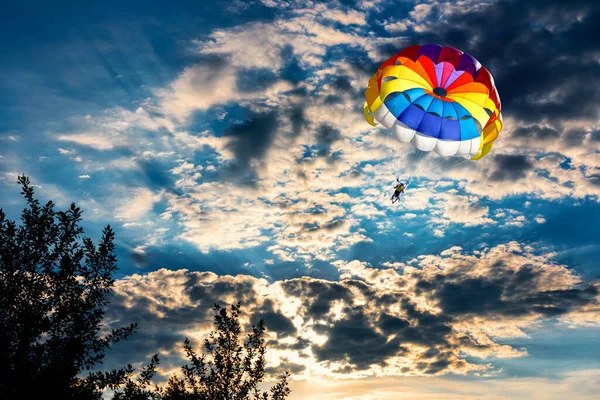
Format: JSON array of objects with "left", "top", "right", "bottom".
[{"left": 284, "top": 370, "right": 600, "bottom": 400}]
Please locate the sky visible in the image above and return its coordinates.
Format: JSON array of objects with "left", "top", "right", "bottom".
[{"left": 1, "top": 0, "right": 600, "bottom": 398}]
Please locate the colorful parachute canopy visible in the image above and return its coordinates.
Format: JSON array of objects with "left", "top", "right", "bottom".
[{"left": 364, "top": 44, "right": 502, "bottom": 160}]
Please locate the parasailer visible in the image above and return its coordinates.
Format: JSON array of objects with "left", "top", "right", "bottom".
[
  {"left": 363, "top": 44, "right": 503, "bottom": 203},
  {"left": 391, "top": 179, "right": 406, "bottom": 204}
]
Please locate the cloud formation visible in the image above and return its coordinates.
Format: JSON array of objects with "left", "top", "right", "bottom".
[{"left": 105, "top": 243, "right": 599, "bottom": 381}]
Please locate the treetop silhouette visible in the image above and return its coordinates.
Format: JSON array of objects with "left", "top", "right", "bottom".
[{"left": 0, "top": 176, "right": 291, "bottom": 400}]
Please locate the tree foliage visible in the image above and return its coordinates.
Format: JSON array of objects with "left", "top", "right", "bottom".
[
  {"left": 110, "top": 302, "right": 291, "bottom": 400},
  {"left": 0, "top": 176, "right": 290, "bottom": 400},
  {"left": 162, "top": 302, "right": 290, "bottom": 400},
  {"left": 0, "top": 175, "right": 139, "bottom": 399}
]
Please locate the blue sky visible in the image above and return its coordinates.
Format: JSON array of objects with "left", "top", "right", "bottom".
[{"left": 1, "top": 0, "right": 600, "bottom": 398}]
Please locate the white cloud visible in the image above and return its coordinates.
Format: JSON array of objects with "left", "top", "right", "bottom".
[
  {"left": 384, "top": 19, "right": 411, "bottom": 32},
  {"left": 57, "top": 134, "right": 116, "bottom": 150},
  {"left": 1, "top": 135, "right": 20, "bottom": 141},
  {"left": 56, "top": 107, "right": 173, "bottom": 150},
  {"left": 293, "top": 5, "right": 367, "bottom": 25},
  {"left": 440, "top": 195, "right": 495, "bottom": 226},
  {"left": 320, "top": 9, "right": 367, "bottom": 25},
  {"left": 154, "top": 8, "right": 371, "bottom": 122},
  {"left": 116, "top": 187, "right": 163, "bottom": 221}
]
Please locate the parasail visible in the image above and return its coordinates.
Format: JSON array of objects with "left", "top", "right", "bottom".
[{"left": 364, "top": 44, "right": 502, "bottom": 161}]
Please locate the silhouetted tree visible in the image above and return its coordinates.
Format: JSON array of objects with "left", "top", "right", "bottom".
[
  {"left": 0, "top": 175, "right": 141, "bottom": 399},
  {"left": 165, "top": 302, "right": 291, "bottom": 400},
  {"left": 116, "top": 302, "right": 291, "bottom": 400},
  {"left": 111, "top": 354, "right": 161, "bottom": 400},
  {"left": 0, "top": 175, "right": 291, "bottom": 400}
]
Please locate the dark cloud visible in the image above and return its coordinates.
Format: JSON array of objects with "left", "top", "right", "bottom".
[
  {"left": 323, "top": 94, "right": 344, "bottom": 105},
  {"left": 222, "top": 110, "right": 280, "bottom": 181},
  {"left": 418, "top": 260, "right": 599, "bottom": 319},
  {"left": 489, "top": 154, "right": 533, "bottom": 181},
  {"left": 419, "top": 357, "right": 454, "bottom": 375},
  {"left": 387, "top": 0, "right": 600, "bottom": 125},
  {"left": 301, "top": 218, "right": 347, "bottom": 234},
  {"left": 129, "top": 250, "right": 149, "bottom": 268},
  {"left": 347, "top": 49, "right": 385, "bottom": 79},
  {"left": 187, "top": 275, "right": 258, "bottom": 305},
  {"left": 136, "top": 158, "right": 182, "bottom": 195},
  {"left": 219, "top": 101, "right": 311, "bottom": 183},
  {"left": 288, "top": 104, "right": 308, "bottom": 138},
  {"left": 378, "top": 313, "right": 410, "bottom": 334},
  {"left": 236, "top": 68, "right": 279, "bottom": 92},
  {"left": 251, "top": 299, "right": 297, "bottom": 337},
  {"left": 281, "top": 279, "right": 352, "bottom": 319},
  {"left": 268, "top": 336, "right": 311, "bottom": 351},
  {"left": 562, "top": 129, "right": 588, "bottom": 148},
  {"left": 279, "top": 44, "right": 309, "bottom": 84},
  {"left": 101, "top": 271, "right": 265, "bottom": 374},
  {"left": 316, "top": 123, "right": 341, "bottom": 146},
  {"left": 512, "top": 125, "right": 561, "bottom": 141},
  {"left": 436, "top": 278, "right": 505, "bottom": 315},
  {"left": 278, "top": 277, "right": 456, "bottom": 373},
  {"left": 313, "top": 307, "right": 408, "bottom": 370},
  {"left": 105, "top": 329, "right": 186, "bottom": 373},
  {"left": 265, "top": 360, "right": 306, "bottom": 375},
  {"left": 328, "top": 76, "right": 355, "bottom": 94},
  {"left": 511, "top": 125, "right": 592, "bottom": 151},
  {"left": 315, "top": 123, "right": 342, "bottom": 157}
]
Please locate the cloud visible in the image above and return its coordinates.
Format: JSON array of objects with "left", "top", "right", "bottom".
[
  {"left": 439, "top": 195, "right": 495, "bottom": 226},
  {"left": 154, "top": 56, "right": 240, "bottom": 122},
  {"left": 103, "top": 243, "right": 599, "bottom": 381},
  {"left": 512, "top": 125, "right": 562, "bottom": 142},
  {"left": 0, "top": 134, "right": 20, "bottom": 141},
  {"left": 116, "top": 187, "right": 163, "bottom": 221},
  {"left": 56, "top": 107, "right": 173, "bottom": 151},
  {"left": 489, "top": 154, "right": 534, "bottom": 182},
  {"left": 314, "top": 123, "right": 342, "bottom": 157},
  {"left": 149, "top": 72, "right": 389, "bottom": 257},
  {"left": 222, "top": 110, "right": 281, "bottom": 179},
  {"left": 57, "top": 148, "right": 73, "bottom": 154},
  {"left": 154, "top": 7, "right": 371, "bottom": 123},
  {"left": 56, "top": 134, "right": 116, "bottom": 150},
  {"left": 319, "top": 9, "right": 367, "bottom": 25}
]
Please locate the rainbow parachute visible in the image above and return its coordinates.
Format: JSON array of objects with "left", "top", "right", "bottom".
[{"left": 364, "top": 44, "right": 502, "bottom": 160}]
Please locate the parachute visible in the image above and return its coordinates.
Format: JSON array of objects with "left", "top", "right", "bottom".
[{"left": 364, "top": 44, "right": 502, "bottom": 163}]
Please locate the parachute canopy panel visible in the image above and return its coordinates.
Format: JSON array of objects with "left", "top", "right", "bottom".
[{"left": 364, "top": 44, "right": 503, "bottom": 160}]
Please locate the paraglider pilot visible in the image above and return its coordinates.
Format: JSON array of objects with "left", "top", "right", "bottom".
[{"left": 391, "top": 179, "right": 406, "bottom": 204}]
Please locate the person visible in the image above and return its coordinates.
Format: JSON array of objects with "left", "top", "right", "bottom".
[{"left": 391, "top": 180, "right": 406, "bottom": 204}]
